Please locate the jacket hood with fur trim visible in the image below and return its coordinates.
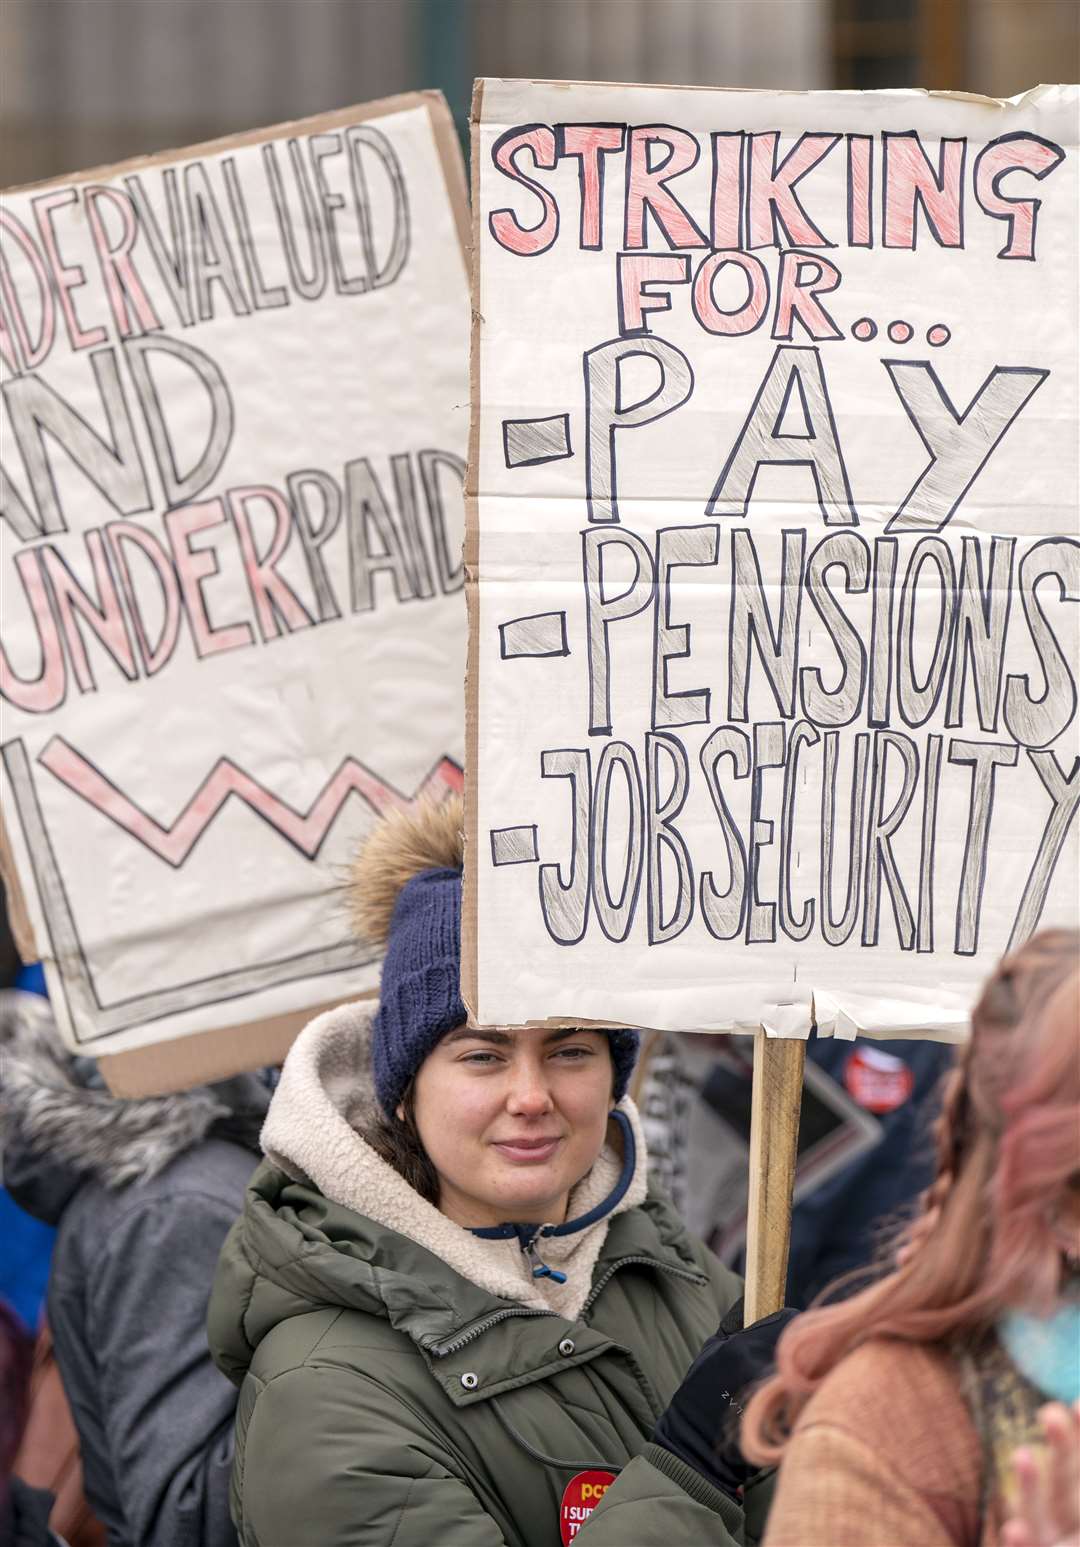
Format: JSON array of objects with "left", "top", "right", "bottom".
[
  {"left": 260, "top": 1000, "right": 649, "bottom": 1320},
  {"left": 0, "top": 990, "right": 270, "bottom": 1224}
]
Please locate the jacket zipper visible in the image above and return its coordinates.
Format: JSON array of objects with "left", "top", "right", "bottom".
[
  {"left": 431, "top": 1306, "right": 555, "bottom": 1357},
  {"left": 432, "top": 1256, "right": 707, "bottom": 1356},
  {"left": 581, "top": 1256, "right": 707, "bottom": 1318}
]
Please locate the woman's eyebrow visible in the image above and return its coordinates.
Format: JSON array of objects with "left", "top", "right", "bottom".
[{"left": 443, "top": 1028, "right": 514, "bottom": 1046}]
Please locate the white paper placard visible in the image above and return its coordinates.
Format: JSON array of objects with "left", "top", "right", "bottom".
[
  {"left": 467, "top": 80, "right": 1079, "bottom": 1040},
  {"left": 1, "top": 94, "right": 470, "bottom": 1069}
]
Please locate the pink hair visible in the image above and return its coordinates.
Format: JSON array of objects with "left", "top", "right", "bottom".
[{"left": 742, "top": 928, "right": 1080, "bottom": 1466}]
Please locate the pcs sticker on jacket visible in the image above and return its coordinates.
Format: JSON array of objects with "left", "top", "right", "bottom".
[{"left": 560, "top": 1471, "right": 616, "bottom": 1545}]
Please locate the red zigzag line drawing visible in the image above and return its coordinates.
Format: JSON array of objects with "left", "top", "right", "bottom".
[{"left": 38, "top": 736, "right": 464, "bottom": 870}]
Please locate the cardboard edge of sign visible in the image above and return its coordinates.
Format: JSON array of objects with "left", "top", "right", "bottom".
[
  {"left": 471, "top": 75, "right": 1063, "bottom": 112},
  {"left": 1, "top": 90, "right": 469, "bottom": 1097},
  {"left": 462, "top": 78, "right": 484, "bottom": 1029},
  {"left": 95, "top": 994, "right": 373, "bottom": 1096}
]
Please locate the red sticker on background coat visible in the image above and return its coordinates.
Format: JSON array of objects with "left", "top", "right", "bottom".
[
  {"left": 560, "top": 1470, "right": 615, "bottom": 1544},
  {"left": 843, "top": 1047, "right": 914, "bottom": 1114}
]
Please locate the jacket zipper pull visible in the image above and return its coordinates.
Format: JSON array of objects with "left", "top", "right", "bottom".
[{"left": 523, "top": 1231, "right": 567, "bottom": 1286}]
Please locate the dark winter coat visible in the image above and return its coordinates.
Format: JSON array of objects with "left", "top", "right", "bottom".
[
  {"left": 0, "top": 992, "right": 269, "bottom": 1547},
  {"left": 208, "top": 1003, "right": 760, "bottom": 1547}
]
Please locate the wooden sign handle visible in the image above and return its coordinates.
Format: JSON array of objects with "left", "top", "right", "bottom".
[{"left": 743, "top": 1029, "right": 806, "bottom": 1326}]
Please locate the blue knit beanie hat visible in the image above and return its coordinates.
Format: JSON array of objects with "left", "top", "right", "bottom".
[
  {"left": 372, "top": 864, "right": 466, "bottom": 1117},
  {"left": 350, "top": 796, "right": 640, "bottom": 1119}
]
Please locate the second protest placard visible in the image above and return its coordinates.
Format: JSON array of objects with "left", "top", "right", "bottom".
[{"left": 1, "top": 93, "right": 469, "bottom": 1087}]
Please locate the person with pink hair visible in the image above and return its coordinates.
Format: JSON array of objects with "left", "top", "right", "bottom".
[{"left": 742, "top": 928, "right": 1080, "bottom": 1547}]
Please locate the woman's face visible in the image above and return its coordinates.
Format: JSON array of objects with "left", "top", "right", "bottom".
[{"left": 409, "top": 1026, "right": 616, "bottom": 1229}]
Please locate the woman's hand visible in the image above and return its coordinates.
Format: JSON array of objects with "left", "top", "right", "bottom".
[{"left": 1001, "top": 1400, "right": 1080, "bottom": 1547}]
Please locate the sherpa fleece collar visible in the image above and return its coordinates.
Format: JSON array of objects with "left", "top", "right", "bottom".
[{"left": 260, "top": 1001, "right": 649, "bottom": 1319}]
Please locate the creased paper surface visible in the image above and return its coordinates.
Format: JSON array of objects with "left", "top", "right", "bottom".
[{"left": 468, "top": 80, "right": 1079, "bottom": 1039}]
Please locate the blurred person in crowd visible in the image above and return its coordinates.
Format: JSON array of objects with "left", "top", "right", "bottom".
[
  {"left": 209, "top": 796, "right": 786, "bottom": 1547},
  {"left": 780, "top": 1033, "right": 952, "bottom": 1305},
  {"left": 699, "top": 1030, "right": 951, "bottom": 1307},
  {"left": 12, "top": 1319, "right": 107, "bottom": 1547},
  {"left": 0, "top": 992, "right": 272, "bottom": 1547},
  {"left": 0, "top": 1183, "right": 54, "bottom": 1340},
  {"left": 742, "top": 929, "right": 1080, "bottom": 1547},
  {"left": 1, "top": 888, "right": 56, "bottom": 1336},
  {"left": 1, "top": 1294, "right": 64, "bottom": 1546}
]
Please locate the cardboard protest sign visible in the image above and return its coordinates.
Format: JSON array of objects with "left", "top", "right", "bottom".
[
  {"left": 1, "top": 94, "right": 469, "bottom": 1089},
  {"left": 467, "top": 81, "right": 1079, "bottom": 1041}
]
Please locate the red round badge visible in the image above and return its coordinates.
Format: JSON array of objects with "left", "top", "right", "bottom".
[
  {"left": 560, "top": 1469, "right": 616, "bottom": 1545},
  {"left": 843, "top": 1046, "right": 914, "bottom": 1114}
]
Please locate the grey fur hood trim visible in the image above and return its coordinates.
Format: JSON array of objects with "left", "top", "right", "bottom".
[{"left": 0, "top": 990, "right": 261, "bottom": 1190}]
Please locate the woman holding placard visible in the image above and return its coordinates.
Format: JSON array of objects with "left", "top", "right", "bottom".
[
  {"left": 208, "top": 795, "right": 781, "bottom": 1547},
  {"left": 743, "top": 928, "right": 1080, "bottom": 1547}
]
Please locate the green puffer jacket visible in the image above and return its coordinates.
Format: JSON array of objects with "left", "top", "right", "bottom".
[{"left": 208, "top": 1006, "right": 767, "bottom": 1547}]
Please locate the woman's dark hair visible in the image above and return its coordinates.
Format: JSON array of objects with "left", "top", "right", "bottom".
[{"left": 365, "top": 1084, "right": 440, "bottom": 1204}]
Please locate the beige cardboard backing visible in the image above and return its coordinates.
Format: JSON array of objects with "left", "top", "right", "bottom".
[{"left": 97, "top": 994, "right": 372, "bottom": 1096}]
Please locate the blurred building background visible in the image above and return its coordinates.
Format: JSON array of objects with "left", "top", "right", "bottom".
[{"left": 1, "top": 0, "right": 1077, "bottom": 189}]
